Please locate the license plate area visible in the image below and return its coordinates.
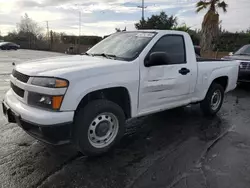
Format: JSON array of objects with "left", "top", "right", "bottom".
[
  {"left": 2, "top": 102, "right": 17, "bottom": 123},
  {"left": 2, "top": 102, "right": 7, "bottom": 116}
]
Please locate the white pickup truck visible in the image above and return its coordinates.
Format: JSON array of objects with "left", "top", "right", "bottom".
[{"left": 2, "top": 30, "right": 239, "bottom": 156}]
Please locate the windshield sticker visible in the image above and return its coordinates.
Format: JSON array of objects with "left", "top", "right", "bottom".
[{"left": 136, "top": 33, "right": 155, "bottom": 38}]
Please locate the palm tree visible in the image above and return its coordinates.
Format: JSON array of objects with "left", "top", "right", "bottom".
[{"left": 196, "top": 0, "right": 228, "bottom": 52}]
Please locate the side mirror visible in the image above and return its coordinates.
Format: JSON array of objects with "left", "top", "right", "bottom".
[
  {"left": 145, "top": 52, "right": 171, "bottom": 67},
  {"left": 229, "top": 52, "right": 234, "bottom": 56}
]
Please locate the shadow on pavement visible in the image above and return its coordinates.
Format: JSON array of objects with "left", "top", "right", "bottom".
[
  {"left": 34, "top": 106, "right": 231, "bottom": 188},
  {"left": 1, "top": 95, "right": 236, "bottom": 188}
]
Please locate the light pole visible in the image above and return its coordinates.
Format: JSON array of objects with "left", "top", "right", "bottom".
[
  {"left": 75, "top": 4, "right": 82, "bottom": 54},
  {"left": 142, "top": 0, "right": 144, "bottom": 20},
  {"left": 79, "top": 11, "right": 81, "bottom": 37},
  {"left": 137, "top": 0, "right": 147, "bottom": 21}
]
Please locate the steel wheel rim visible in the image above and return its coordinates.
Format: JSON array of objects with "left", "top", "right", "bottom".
[
  {"left": 88, "top": 112, "right": 119, "bottom": 148},
  {"left": 210, "top": 90, "right": 222, "bottom": 111}
]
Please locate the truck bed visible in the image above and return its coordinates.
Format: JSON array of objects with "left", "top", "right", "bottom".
[{"left": 196, "top": 59, "right": 239, "bottom": 99}]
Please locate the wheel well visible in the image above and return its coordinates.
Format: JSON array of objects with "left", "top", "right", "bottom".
[
  {"left": 77, "top": 87, "right": 131, "bottom": 118},
  {"left": 212, "top": 76, "right": 228, "bottom": 90}
]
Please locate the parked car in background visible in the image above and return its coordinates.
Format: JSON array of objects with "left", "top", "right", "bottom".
[
  {"left": 0, "top": 42, "right": 20, "bottom": 50},
  {"left": 222, "top": 44, "right": 250, "bottom": 83}
]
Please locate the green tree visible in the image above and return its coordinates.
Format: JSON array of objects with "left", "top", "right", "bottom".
[
  {"left": 16, "top": 13, "right": 43, "bottom": 48},
  {"left": 4, "top": 31, "right": 18, "bottom": 42},
  {"left": 172, "top": 24, "right": 191, "bottom": 32},
  {"left": 17, "top": 13, "right": 42, "bottom": 37},
  {"left": 246, "top": 27, "right": 250, "bottom": 34},
  {"left": 196, "top": 0, "right": 228, "bottom": 52},
  {"left": 135, "top": 11, "right": 177, "bottom": 30},
  {"left": 173, "top": 24, "right": 201, "bottom": 45},
  {"left": 0, "top": 31, "right": 3, "bottom": 40}
]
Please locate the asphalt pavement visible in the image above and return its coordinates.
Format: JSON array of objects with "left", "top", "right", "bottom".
[{"left": 1, "top": 50, "right": 250, "bottom": 188}]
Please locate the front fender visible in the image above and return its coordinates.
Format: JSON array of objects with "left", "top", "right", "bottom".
[{"left": 60, "top": 71, "right": 139, "bottom": 117}]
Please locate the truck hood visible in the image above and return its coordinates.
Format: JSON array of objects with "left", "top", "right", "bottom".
[{"left": 15, "top": 55, "right": 133, "bottom": 78}]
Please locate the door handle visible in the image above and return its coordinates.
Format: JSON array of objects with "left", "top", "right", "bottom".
[{"left": 179, "top": 68, "right": 190, "bottom": 75}]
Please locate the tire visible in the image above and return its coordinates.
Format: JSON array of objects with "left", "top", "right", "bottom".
[
  {"left": 200, "top": 83, "right": 224, "bottom": 116},
  {"left": 73, "top": 99, "right": 125, "bottom": 156}
]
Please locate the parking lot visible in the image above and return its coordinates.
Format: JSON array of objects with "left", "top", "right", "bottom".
[{"left": 1, "top": 50, "right": 250, "bottom": 188}]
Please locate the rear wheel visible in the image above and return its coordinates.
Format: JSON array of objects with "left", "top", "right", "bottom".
[
  {"left": 73, "top": 99, "right": 125, "bottom": 156},
  {"left": 200, "top": 83, "right": 224, "bottom": 116}
]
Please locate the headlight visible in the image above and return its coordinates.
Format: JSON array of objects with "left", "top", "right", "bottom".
[
  {"left": 28, "top": 92, "right": 63, "bottom": 110},
  {"left": 31, "top": 77, "right": 68, "bottom": 88}
]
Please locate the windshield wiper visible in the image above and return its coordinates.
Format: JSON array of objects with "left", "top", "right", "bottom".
[
  {"left": 92, "top": 53, "right": 117, "bottom": 59},
  {"left": 81, "top": 52, "right": 92, "bottom": 56}
]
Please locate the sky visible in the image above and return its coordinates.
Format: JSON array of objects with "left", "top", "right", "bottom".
[{"left": 0, "top": 0, "right": 250, "bottom": 36}]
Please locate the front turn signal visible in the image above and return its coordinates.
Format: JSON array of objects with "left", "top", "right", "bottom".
[
  {"left": 52, "top": 96, "right": 63, "bottom": 110},
  {"left": 55, "top": 79, "right": 68, "bottom": 88}
]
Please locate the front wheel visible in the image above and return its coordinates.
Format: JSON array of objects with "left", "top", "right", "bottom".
[
  {"left": 200, "top": 83, "right": 224, "bottom": 116},
  {"left": 73, "top": 99, "right": 125, "bottom": 156}
]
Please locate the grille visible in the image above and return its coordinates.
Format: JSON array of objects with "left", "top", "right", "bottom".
[
  {"left": 12, "top": 69, "right": 30, "bottom": 83},
  {"left": 240, "top": 62, "right": 250, "bottom": 70},
  {"left": 11, "top": 82, "right": 24, "bottom": 98}
]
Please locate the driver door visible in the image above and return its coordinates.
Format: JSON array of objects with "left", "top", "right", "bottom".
[{"left": 138, "top": 35, "right": 192, "bottom": 115}]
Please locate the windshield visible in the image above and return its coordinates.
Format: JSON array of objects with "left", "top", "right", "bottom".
[
  {"left": 234, "top": 45, "right": 250, "bottom": 55},
  {"left": 0, "top": 42, "right": 8, "bottom": 46},
  {"left": 87, "top": 32, "right": 156, "bottom": 61}
]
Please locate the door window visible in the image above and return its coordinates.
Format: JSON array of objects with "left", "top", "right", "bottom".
[{"left": 149, "top": 35, "right": 186, "bottom": 64}]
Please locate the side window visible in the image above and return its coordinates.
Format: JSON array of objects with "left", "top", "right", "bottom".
[
  {"left": 150, "top": 35, "right": 186, "bottom": 64},
  {"left": 245, "top": 46, "right": 250, "bottom": 54}
]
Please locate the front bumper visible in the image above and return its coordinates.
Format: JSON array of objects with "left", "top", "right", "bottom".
[
  {"left": 2, "top": 89, "right": 75, "bottom": 145},
  {"left": 238, "top": 70, "right": 250, "bottom": 83}
]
